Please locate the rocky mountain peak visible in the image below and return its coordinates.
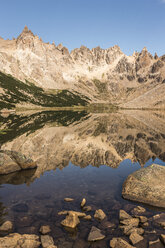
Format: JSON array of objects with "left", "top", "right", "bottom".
[
  {"left": 16, "top": 26, "right": 36, "bottom": 49},
  {"left": 18, "top": 26, "right": 34, "bottom": 38}
]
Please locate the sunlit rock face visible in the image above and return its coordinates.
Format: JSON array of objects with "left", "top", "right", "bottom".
[
  {"left": 1, "top": 110, "right": 165, "bottom": 181},
  {"left": 0, "top": 26, "right": 165, "bottom": 108}
]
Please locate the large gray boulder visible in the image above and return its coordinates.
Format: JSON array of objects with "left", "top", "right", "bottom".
[{"left": 122, "top": 164, "right": 165, "bottom": 208}]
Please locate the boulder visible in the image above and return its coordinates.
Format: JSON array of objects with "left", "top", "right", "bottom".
[
  {"left": 87, "top": 226, "right": 105, "bottom": 241},
  {"left": 110, "top": 237, "right": 135, "bottom": 248},
  {"left": 0, "top": 150, "right": 37, "bottom": 175},
  {"left": 0, "top": 233, "right": 40, "bottom": 248},
  {"left": 122, "top": 164, "right": 165, "bottom": 208}
]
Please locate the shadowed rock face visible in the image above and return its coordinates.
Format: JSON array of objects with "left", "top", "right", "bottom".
[
  {"left": 0, "top": 27, "right": 165, "bottom": 108},
  {"left": 122, "top": 164, "right": 165, "bottom": 208},
  {"left": 1, "top": 110, "right": 165, "bottom": 182}
]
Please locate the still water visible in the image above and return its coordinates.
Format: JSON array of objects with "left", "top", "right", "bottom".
[{"left": 0, "top": 110, "right": 165, "bottom": 247}]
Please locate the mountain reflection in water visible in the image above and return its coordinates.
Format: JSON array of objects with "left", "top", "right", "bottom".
[
  {"left": 0, "top": 110, "right": 165, "bottom": 182},
  {"left": 0, "top": 110, "right": 165, "bottom": 247}
]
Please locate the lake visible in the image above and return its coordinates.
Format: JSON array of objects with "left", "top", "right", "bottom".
[{"left": 0, "top": 109, "right": 165, "bottom": 247}]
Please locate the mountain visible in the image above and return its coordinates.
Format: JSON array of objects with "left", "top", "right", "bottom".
[{"left": 0, "top": 26, "right": 165, "bottom": 109}]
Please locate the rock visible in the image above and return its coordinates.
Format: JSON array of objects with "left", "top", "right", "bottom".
[
  {"left": 110, "top": 237, "right": 135, "bottom": 248},
  {"left": 122, "top": 164, "right": 165, "bottom": 208},
  {"left": 0, "top": 152, "right": 20, "bottom": 174},
  {"left": 131, "top": 206, "right": 146, "bottom": 215},
  {"left": 120, "top": 218, "right": 139, "bottom": 228},
  {"left": 94, "top": 209, "right": 106, "bottom": 221},
  {"left": 81, "top": 198, "right": 86, "bottom": 207},
  {"left": 87, "top": 226, "right": 105, "bottom": 242},
  {"left": 68, "top": 211, "right": 86, "bottom": 217},
  {"left": 139, "top": 216, "right": 148, "bottom": 223},
  {"left": 64, "top": 198, "right": 74, "bottom": 202},
  {"left": 0, "top": 221, "right": 13, "bottom": 232},
  {"left": 39, "top": 225, "right": 51, "bottom": 234},
  {"left": 149, "top": 239, "right": 164, "bottom": 248},
  {"left": 0, "top": 150, "right": 37, "bottom": 175},
  {"left": 129, "top": 232, "right": 144, "bottom": 245},
  {"left": 58, "top": 210, "right": 68, "bottom": 215},
  {"left": 121, "top": 226, "right": 144, "bottom": 236},
  {"left": 12, "top": 203, "right": 29, "bottom": 212},
  {"left": 83, "top": 215, "right": 92, "bottom": 220},
  {"left": 141, "top": 222, "right": 149, "bottom": 227},
  {"left": 0, "top": 233, "right": 40, "bottom": 248},
  {"left": 82, "top": 205, "right": 92, "bottom": 212},
  {"left": 41, "top": 235, "right": 57, "bottom": 248},
  {"left": 101, "top": 221, "right": 116, "bottom": 229},
  {"left": 61, "top": 212, "right": 80, "bottom": 228},
  {"left": 160, "top": 234, "right": 165, "bottom": 244},
  {"left": 154, "top": 213, "right": 165, "bottom": 229},
  {"left": 119, "top": 210, "right": 132, "bottom": 220}
]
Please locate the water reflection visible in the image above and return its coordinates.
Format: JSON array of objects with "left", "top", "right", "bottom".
[{"left": 0, "top": 110, "right": 164, "bottom": 181}]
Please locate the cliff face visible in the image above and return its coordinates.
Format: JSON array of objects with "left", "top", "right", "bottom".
[{"left": 0, "top": 26, "right": 165, "bottom": 108}]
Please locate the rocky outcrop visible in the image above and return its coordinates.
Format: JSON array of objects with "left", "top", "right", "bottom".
[
  {"left": 0, "top": 150, "right": 37, "bottom": 174},
  {"left": 122, "top": 164, "right": 165, "bottom": 208},
  {"left": 0, "top": 26, "right": 165, "bottom": 108}
]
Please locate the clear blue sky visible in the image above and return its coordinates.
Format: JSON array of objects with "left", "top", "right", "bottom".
[{"left": 0, "top": 0, "right": 165, "bottom": 55}]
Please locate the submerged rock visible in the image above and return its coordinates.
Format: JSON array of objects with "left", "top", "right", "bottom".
[
  {"left": 149, "top": 239, "right": 164, "bottom": 248},
  {"left": 87, "top": 226, "right": 105, "bottom": 241},
  {"left": 94, "top": 209, "right": 106, "bottom": 221},
  {"left": 122, "top": 164, "right": 165, "bottom": 208},
  {"left": 39, "top": 225, "right": 51, "bottom": 234},
  {"left": 110, "top": 237, "right": 135, "bottom": 248},
  {"left": 41, "top": 235, "right": 57, "bottom": 248},
  {"left": 0, "top": 233, "right": 40, "bottom": 248},
  {"left": 12, "top": 203, "right": 29, "bottom": 212}
]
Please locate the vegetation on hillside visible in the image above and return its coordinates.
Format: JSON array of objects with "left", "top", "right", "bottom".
[
  {"left": 0, "top": 72, "right": 89, "bottom": 110},
  {"left": 0, "top": 110, "right": 89, "bottom": 145}
]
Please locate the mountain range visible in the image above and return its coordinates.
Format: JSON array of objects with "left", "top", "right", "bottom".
[{"left": 0, "top": 26, "right": 165, "bottom": 109}]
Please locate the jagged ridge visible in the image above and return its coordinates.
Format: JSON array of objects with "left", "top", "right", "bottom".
[{"left": 0, "top": 26, "right": 165, "bottom": 108}]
